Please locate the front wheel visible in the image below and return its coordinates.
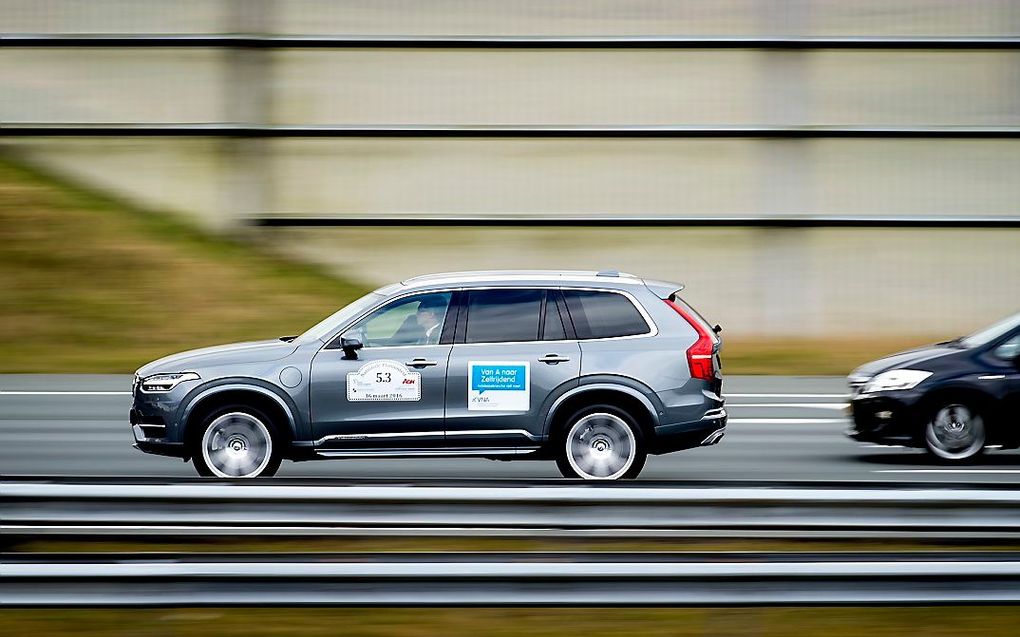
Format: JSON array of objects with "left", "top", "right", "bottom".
[
  {"left": 556, "top": 407, "right": 646, "bottom": 480},
  {"left": 192, "top": 407, "right": 282, "bottom": 478},
  {"left": 924, "top": 401, "right": 986, "bottom": 463}
]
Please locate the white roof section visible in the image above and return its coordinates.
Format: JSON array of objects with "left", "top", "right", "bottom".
[{"left": 401, "top": 270, "right": 644, "bottom": 288}]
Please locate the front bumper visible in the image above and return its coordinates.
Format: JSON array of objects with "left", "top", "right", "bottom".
[
  {"left": 846, "top": 391, "right": 923, "bottom": 446},
  {"left": 130, "top": 407, "right": 187, "bottom": 457}
]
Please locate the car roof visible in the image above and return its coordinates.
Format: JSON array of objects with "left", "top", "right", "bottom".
[{"left": 399, "top": 270, "right": 648, "bottom": 290}]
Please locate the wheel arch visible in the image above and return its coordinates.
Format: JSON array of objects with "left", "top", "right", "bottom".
[
  {"left": 543, "top": 382, "right": 659, "bottom": 444},
  {"left": 917, "top": 384, "right": 1003, "bottom": 439},
  {"left": 179, "top": 382, "right": 298, "bottom": 458}
]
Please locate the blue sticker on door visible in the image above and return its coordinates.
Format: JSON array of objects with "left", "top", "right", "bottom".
[{"left": 468, "top": 361, "right": 530, "bottom": 411}]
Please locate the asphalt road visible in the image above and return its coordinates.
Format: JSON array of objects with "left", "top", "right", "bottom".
[{"left": 3, "top": 374, "right": 1019, "bottom": 482}]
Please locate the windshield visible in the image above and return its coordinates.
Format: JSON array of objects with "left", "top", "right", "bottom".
[
  {"left": 296, "top": 292, "right": 387, "bottom": 343},
  {"left": 960, "top": 311, "right": 1020, "bottom": 348}
]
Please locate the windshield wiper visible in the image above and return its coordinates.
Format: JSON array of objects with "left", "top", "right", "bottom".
[{"left": 278, "top": 335, "right": 297, "bottom": 342}]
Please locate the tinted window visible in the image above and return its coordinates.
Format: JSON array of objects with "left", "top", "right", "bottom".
[
  {"left": 994, "top": 335, "right": 1020, "bottom": 361},
  {"left": 465, "top": 289, "right": 543, "bottom": 344},
  {"left": 347, "top": 292, "right": 452, "bottom": 347},
  {"left": 543, "top": 293, "right": 567, "bottom": 341},
  {"left": 563, "top": 290, "right": 648, "bottom": 340}
]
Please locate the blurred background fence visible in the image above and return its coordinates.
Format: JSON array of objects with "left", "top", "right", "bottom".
[{"left": 2, "top": 0, "right": 1019, "bottom": 341}]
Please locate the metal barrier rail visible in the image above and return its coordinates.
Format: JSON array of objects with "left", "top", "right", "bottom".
[
  {"left": 5, "top": 551, "right": 1020, "bottom": 606},
  {"left": 3, "top": 34, "right": 1020, "bottom": 49},
  {"left": 5, "top": 123, "right": 1020, "bottom": 138},
  {"left": 5, "top": 481, "right": 1020, "bottom": 539},
  {"left": 247, "top": 215, "right": 1020, "bottom": 228}
]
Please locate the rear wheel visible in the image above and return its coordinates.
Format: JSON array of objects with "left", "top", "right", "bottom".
[
  {"left": 556, "top": 406, "right": 646, "bottom": 480},
  {"left": 924, "top": 401, "right": 986, "bottom": 463},
  {"left": 192, "top": 407, "right": 282, "bottom": 478}
]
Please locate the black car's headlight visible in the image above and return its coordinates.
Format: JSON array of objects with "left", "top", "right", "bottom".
[
  {"left": 140, "top": 372, "right": 201, "bottom": 393},
  {"left": 861, "top": 369, "right": 932, "bottom": 394}
]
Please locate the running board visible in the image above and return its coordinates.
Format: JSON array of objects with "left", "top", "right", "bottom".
[{"left": 315, "top": 447, "right": 540, "bottom": 459}]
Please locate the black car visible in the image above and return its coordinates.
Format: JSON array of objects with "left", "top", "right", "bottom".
[{"left": 848, "top": 312, "right": 1020, "bottom": 462}]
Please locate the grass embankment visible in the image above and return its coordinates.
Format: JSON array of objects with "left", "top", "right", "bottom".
[
  {"left": 0, "top": 157, "right": 369, "bottom": 372},
  {"left": 0, "top": 155, "right": 930, "bottom": 374},
  {"left": 3, "top": 607, "right": 1018, "bottom": 637}
]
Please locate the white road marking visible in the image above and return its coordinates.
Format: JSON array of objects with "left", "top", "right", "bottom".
[
  {"left": 729, "top": 418, "right": 846, "bottom": 425},
  {"left": 875, "top": 470, "right": 1020, "bottom": 474},
  {"left": 860, "top": 443, "right": 904, "bottom": 449},
  {"left": 0, "top": 391, "right": 130, "bottom": 396},
  {"left": 727, "top": 403, "right": 847, "bottom": 410},
  {"left": 725, "top": 393, "right": 848, "bottom": 399}
]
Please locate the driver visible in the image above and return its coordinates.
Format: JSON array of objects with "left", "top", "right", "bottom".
[{"left": 415, "top": 296, "right": 446, "bottom": 345}]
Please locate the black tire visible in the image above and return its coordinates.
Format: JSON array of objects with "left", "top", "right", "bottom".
[
  {"left": 923, "top": 399, "right": 986, "bottom": 464},
  {"left": 555, "top": 404, "right": 647, "bottom": 480},
  {"left": 191, "top": 405, "right": 283, "bottom": 478}
]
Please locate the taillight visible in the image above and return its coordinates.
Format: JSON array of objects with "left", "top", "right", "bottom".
[{"left": 665, "top": 299, "right": 715, "bottom": 381}]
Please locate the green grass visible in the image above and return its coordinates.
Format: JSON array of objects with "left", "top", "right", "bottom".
[
  {"left": 3, "top": 607, "right": 1019, "bottom": 637},
  {"left": 0, "top": 155, "right": 370, "bottom": 373}
]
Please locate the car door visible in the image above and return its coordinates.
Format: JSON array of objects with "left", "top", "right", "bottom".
[
  {"left": 308, "top": 290, "right": 456, "bottom": 448},
  {"left": 444, "top": 288, "right": 581, "bottom": 448}
]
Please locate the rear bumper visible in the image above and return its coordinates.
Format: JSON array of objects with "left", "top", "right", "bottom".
[{"left": 650, "top": 408, "right": 727, "bottom": 454}]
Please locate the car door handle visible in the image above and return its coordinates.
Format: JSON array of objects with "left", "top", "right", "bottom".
[
  {"left": 405, "top": 358, "right": 438, "bottom": 368},
  {"left": 538, "top": 354, "right": 571, "bottom": 364}
]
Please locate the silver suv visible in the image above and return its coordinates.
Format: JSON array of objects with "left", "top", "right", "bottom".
[{"left": 131, "top": 270, "right": 725, "bottom": 480}]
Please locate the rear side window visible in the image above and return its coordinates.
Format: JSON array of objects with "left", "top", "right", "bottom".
[
  {"left": 563, "top": 290, "right": 649, "bottom": 340},
  {"left": 465, "top": 289, "right": 543, "bottom": 343}
]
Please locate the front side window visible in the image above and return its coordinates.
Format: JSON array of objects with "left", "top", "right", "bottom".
[
  {"left": 346, "top": 292, "right": 452, "bottom": 347},
  {"left": 994, "top": 334, "right": 1020, "bottom": 362},
  {"left": 464, "top": 289, "right": 543, "bottom": 344},
  {"left": 563, "top": 289, "right": 649, "bottom": 340}
]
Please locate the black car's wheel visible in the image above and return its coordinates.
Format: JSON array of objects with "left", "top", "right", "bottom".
[
  {"left": 556, "top": 405, "right": 646, "bottom": 480},
  {"left": 191, "top": 406, "right": 282, "bottom": 478},
  {"left": 923, "top": 401, "right": 986, "bottom": 463}
]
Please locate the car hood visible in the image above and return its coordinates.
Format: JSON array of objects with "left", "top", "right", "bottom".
[
  {"left": 136, "top": 339, "right": 298, "bottom": 377},
  {"left": 851, "top": 343, "right": 959, "bottom": 379}
]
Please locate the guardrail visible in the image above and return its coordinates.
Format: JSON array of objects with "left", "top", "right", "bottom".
[
  {"left": 4, "top": 34, "right": 1020, "bottom": 49},
  {"left": 5, "top": 480, "right": 1020, "bottom": 539},
  {"left": 5, "top": 551, "right": 1020, "bottom": 606}
]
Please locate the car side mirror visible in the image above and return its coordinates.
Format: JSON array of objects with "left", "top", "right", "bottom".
[{"left": 340, "top": 337, "right": 364, "bottom": 360}]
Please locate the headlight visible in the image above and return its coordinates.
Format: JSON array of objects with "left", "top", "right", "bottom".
[
  {"left": 140, "top": 372, "right": 200, "bottom": 393},
  {"left": 861, "top": 369, "right": 932, "bottom": 394}
]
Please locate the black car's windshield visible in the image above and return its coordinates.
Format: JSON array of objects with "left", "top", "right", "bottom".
[{"left": 961, "top": 311, "right": 1020, "bottom": 348}]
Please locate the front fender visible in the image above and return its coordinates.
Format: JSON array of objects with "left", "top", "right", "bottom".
[{"left": 176, "top": 378, "right": 303, "bottom": 441}]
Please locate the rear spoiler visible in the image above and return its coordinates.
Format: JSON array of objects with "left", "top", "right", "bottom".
[
  {"left": 645, "top": 279, "right": 723, "bottom": 337},
  {"left": 642, "top": 279, "right": 685, "bottom": 300}
]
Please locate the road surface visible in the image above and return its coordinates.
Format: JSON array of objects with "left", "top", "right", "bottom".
[{"left": 2, "top": 374, "right": 1018, "bottom": 482}]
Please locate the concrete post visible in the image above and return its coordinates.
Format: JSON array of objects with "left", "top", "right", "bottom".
[
  {"left": 751, "top": 0, "right": 822, "bottom": 338},
  {"left": 220, "top": 0, "right": 275, "bottom": 231}
]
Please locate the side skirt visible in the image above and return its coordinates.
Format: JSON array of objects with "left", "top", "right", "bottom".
[{"left": 314, "top": 447, "right": 541, "bottom": 459}]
